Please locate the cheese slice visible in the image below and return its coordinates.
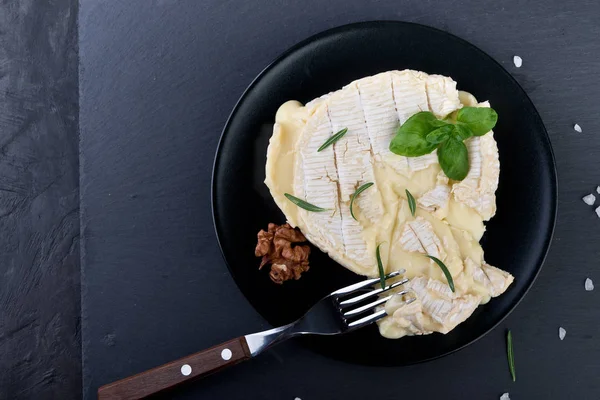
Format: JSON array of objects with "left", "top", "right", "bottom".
[{"left": 264, "top": 70, "right": 512, "bottom": 338}]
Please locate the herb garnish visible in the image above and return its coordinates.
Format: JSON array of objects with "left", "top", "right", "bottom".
[
  {"left": 376, "top": 244, "right": 385, "bottom": 290},
  {"left": 284, "top": 193, "right": 328, "bottom": 212},
  {"left": 425, "top": 255, "right": 455, "bottom": 292},
  {"left": 317, "top": 128, "right": 348, "bottom": 152},
  {"left": 507, "top": 330, "right": 516, "bottom": 382},
  {"left": 350, "top": 182, "right": 374, "bottom": 221},
  {"left": 389, "top": 107, "right": 498, "bottom": 180},
  {"left": 405, "top": 189, "right": 416, "bottom": 217}
]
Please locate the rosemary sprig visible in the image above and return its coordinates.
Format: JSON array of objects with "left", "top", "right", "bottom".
[
  {"left": 350, "top": 182, "right": 374, "bottom": 221},
  {"left": 406, "top": 189, "right": 416, "bottom": 217},
  {"left": 426, "top": 255, "right": 455, "bottom": 292},
  {"left": 507, "top": 330, "right": 516, "bottom": 382},
  {"left": 284, "top": 193, "right": 328, "bottom": 212},
  {"left": 317, "top": 128, "right": 348, "bottom": 152},
  {"left": 376, "top": 244, "right": 385, "bottom": 290}
]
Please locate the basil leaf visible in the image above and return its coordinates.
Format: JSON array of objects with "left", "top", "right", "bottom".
[
  {"left": 376, "top": 243, "right": 385, "bottom": 290},
  {"left": 389, "top": 112, "right": 439, "bottom": 156},
  {"left": 350, "top": 182, "right": 374, "bottom": 221},
  {"left": 425, "top": 255, "right": 455, "bottom": 292},
  {"left": 317, "top": 128, "right": 348, "bottom": 152},
  {"left": 453, "top": 123, "right": 473, "bottom": 140},
  {"left": 507, "top": 330, "right": 516, "bottom": 382},
  {"left": 438, "top": 137, "right": 469, "bottom": 181},
  {"left": 284, "top": 193, "right": 329, "bottom": 212},
  {"left": 390, "top": 132, "right": 436, "bottom": 157},
  {"left": 457, "top": 107, "right": 498, "bottom": 136},
  {"left": 391, "top": 107, "right": 498, "bottom": 181},
  {"left": 405, "top": 189, "right": 416, "bottom": 217},
  {"left": 426, "top": 125, "right": 453, "bottom": 144},
  {"left": 431, "top": 118, "right": 451, "bottom": 128}
]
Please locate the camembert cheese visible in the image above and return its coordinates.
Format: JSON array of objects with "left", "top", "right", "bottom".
[{"left": 265, "top": 70, "right": 513, "bottom": 338}]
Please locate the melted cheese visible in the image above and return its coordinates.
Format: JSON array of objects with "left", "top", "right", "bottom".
[{"left": 264, "top": 70, "right": 512, "bottom": 338}]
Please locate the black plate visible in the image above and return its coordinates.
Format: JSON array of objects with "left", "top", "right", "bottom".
[{"left": 212, "top": 21, "right": 557, "bottom": 365}]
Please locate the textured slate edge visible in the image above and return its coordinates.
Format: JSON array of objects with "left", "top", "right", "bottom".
[{"left": 0, "top": 0, "right": 80, "bottom": 398}]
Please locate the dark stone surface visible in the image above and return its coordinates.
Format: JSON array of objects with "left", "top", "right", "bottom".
[
  {"left": 73, "top": 1, "right": 596, "bottom": 399},
  {"left": 0, "top": 0, "right": 80, "bottom": 399}
]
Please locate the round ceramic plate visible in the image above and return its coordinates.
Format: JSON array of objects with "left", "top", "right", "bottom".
[{"left": 212, "top": 21, "right": 557, "bottom": 365}]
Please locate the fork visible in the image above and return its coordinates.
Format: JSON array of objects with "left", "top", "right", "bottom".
[{"left": 97, "top": 271, "right": 410, "bottom": 400}]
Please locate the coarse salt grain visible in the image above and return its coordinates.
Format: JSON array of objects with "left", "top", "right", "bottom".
[
  {"left": 583, "top": 194, "right": 596, "bottom": 205},
  {"left": 596, "top": 206, "right": 600, "bottom": 218},
  {"left": 559, "top": 327, "right": 566, "bottom": 340},
  {"left": 500, "top": 393, "right": 510, "bottom": 400},
  {"left": 585, "top": 278, "right": 594, "bottom": 291},
  {"left": 574, "top": 123, "right": 582, "bottom": 133},
  {"left": 597, "top": 186, "right": 600, "bottom": 194},
  {"left": 513, "top": 56, "right": 522, "bottom": 68}
]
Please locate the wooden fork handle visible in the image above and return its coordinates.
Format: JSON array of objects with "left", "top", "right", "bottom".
[{"left": 97, "top": 337, "right": 251, "bottom": 400}]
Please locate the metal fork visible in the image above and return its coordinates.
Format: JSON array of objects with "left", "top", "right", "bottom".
[{"left": 98, "top": 271, "right": 410, "bottom": 400}]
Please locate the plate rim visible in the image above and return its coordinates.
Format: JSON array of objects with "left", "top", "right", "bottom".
[{"left": 211, "top": 20, "right": 558, "bottom": 365}]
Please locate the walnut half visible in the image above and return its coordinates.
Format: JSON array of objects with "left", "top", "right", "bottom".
[{"left": 254, "top": 223, "right": 311, "bottom": 284}]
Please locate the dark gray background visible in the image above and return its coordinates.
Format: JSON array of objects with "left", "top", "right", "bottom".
[
  {"left": 79, "top": 1, "right": 600, "bottom": 399},
  {"left": 2, "top": 0, "right": 599, "bottom": 399},
  {"left": 0, "top": 0, "right": 80, "bottom": 399}
]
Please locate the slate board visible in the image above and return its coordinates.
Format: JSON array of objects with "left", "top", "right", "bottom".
[
  {"left": 0, "top": 0, "right": 80, "bottom": 398},
  {"left": 80, "top": 1, "right": 600, "bottom": 399}
]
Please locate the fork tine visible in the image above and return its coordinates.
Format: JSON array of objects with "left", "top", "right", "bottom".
[
  {"left": 339, "top": 278, "right": 409, "bottom": 307},
  {"left": 331, "top": 270, "right": 403, "bottom": 296},
  {"left": 347, "top": 309, "right": 387, "bottom": 329},
  {"left": 343, "top": 294, "right": 391, "bottom": 318}
]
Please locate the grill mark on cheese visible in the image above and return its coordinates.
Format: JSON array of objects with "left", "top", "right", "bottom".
[
  {"left": 424, "top": 76, "right": 434, "bottom": 115},
  {"left": 326, "top": 106, "right": 346, "bottom": 254},
  {"left": 388, "top": 74, "right": 411, "bottom": 173},
  {"left": 391, "top": 71, "right": 441, "bottom": 174},
  {"left": 327, "top": 83, "right": 377, "bottom": 263},
  {"left": 355, "top": 80, "right": 376, "bottom": 158},
  {"left": 392, "top": 70, "right": 430, "bottom": 124},
  {"left": 358, "top": 73, "right": 397, "bottom": 157},
  {"left": 296, "top": 105, "right": 344, "bottom": 251}
]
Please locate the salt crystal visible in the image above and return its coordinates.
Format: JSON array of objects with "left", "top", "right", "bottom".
[
  {"left": 574, "top": 123, "right": 582, "bottom": 133},
  {"left": 500, "top": 393, "right": 510, "bottom": 400},
  {"left": 585, "top": 278, "right": 594, "bottom": 291},
  {"left": 513, "top": 56, "right": 522, "bottom": 68},
  {"left": 597, "top": 186, "right": 600, "bottom": 194},
  {"left": 582, "top": 194, "right": 596, "bottom": 205},
  {"left": 559, "top": 327, "right": 566, "bottom": 340},
  {"left": 596, "top": 206, "right": 600, "bottom": 218}
]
